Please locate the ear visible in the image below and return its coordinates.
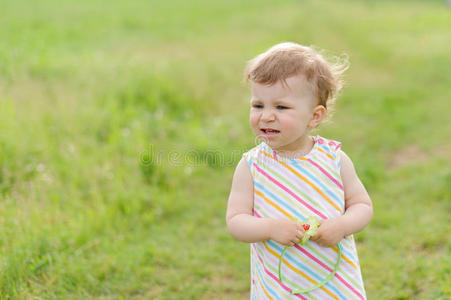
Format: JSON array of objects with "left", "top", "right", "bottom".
[{"left": 308, "top": 105, "right": 326, "bottom": 128}]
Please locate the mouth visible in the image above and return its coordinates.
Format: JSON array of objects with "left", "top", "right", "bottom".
[{"left": 260, "top": 128, "right": 280, "bottom": 136}]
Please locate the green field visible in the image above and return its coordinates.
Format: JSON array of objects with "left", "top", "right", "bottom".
[{"left": 0, "top": 0, "right": 450, "bottom": 299}]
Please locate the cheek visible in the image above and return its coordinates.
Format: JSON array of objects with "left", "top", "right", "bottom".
[
  {"left": 281, "top": 112, "right": 308, "bottom": 129},
  {"left": 279, "top": 114, "right": 297, "bottom": 129},
  {"left": 249, "top": 112, "right": 259, "bottom": 127}
]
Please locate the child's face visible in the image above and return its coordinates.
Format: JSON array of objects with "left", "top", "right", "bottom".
[{"left": 250, "top": 74, "right": 319, "bottom": 151}]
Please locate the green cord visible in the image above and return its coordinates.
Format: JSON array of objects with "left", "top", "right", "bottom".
[{"left": 277, "top": 216, "right": 342, "bottom": 295}]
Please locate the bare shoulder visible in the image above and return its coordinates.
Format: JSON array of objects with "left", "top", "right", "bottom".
[
  {"left": 225, "top": 157, "right": 254, "bottom": 224},
  {"left": 339, "top": 150, "right": 372, "bottom": 210}
]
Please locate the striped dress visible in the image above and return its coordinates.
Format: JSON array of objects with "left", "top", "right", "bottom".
[{"left": 243, "top": 135, "right": 367, "bottom": 300}]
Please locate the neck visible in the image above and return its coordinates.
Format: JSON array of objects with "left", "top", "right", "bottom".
[{"left": 274, "top": 135, "right": 315, "bottom": 158}]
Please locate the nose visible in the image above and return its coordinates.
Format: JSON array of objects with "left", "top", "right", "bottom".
[{"left": 261, "top": 108, "right": 275, "bottom": 122}]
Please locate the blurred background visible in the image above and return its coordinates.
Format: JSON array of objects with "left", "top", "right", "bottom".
[{"left": 0, "top": 0, "right": 450, "bottom": 298}]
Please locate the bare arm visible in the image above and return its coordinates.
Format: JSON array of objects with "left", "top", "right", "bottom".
[
  {"left": 225, "top": 157, "right": 274, "bottom": 243},
  {"left": 338, "top": 150, "right": 373, "bottom": 236}
]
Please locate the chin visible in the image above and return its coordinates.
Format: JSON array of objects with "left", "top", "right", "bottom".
[{"left": 266, "top": 140, "right": 281, "bottom": 148}]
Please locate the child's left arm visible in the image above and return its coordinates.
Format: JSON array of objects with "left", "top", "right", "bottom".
[{"left": 310, "top": 150, "right": 373, "bottom": 247}]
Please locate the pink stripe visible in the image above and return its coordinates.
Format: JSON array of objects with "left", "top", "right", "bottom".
[
  {"left": 253, "top": 244, "right": 308, "bottom": 299},
  {"left": 271, "top": 156, "right": 344, "bottom": 212},
  {"left": 254, "top": 163, "right": 327, "bottom": 220},
  {"left": 254, "top": 211, "right": 363, "bottom": 299},
  {"left": 294, "top": 245, "right": 365, "bottom": 300},
  {"left": 307, "top": 159, "right": 344, "bottom": 190}
]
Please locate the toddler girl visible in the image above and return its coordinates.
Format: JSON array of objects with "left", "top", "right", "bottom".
[{"left": 226, "top": 42, "right": 373, "bottom": 299}]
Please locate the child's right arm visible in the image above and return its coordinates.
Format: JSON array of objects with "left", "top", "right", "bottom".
[{"left": 226, "top": 157, "right": 304, "bottom": 245}]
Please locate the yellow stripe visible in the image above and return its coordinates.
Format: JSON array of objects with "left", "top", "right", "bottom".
[
  {"left": 262, "top": 241, "right": 340, "bottom": 300},
  {"left": 260, "top": 150, "right": 342, "bottom": 213},
  {"left": 256, "top": 188, "right": 348, "bottom": 275},
  {"left": 253, "top": 214, "right": 359, "bottom": 298},
  {"left": 253, "top": 245, "right": 279, "bottom": 299},
  {"left": 255, "top": 189, "right": 292, "bottom": 219},
  {"left": 331, "top": 245, "right": 358, "bottom": 270},
  {"left": 257, "top": 188, "right": 357, "bottom": 269},
  {"left": 255, "top": 266, "right": 274, "bottom": 300},
  {"left": 255, "top": 185, "right": 357, "bottom": 271},
  {"left": 318, "top": 147, "right": 335, "bottom": 160}
]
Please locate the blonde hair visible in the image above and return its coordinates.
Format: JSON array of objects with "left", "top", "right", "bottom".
[{"left": 243, "top": 42, "right": 350, "bottom": 123}]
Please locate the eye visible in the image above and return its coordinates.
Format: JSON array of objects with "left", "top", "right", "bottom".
[
  {"left": 252, "top": 104, "right": 263, "bottom": 109},
  {"left": 277, "top": 105, "right": 288, "bottom": 110}
]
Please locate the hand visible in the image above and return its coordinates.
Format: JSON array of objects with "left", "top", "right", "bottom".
[
  {"left": 269, "top": 218, "right": 305, "bottom": 246},
  {"left": 310, "top": 217, "right": 346, "bottom": 248}
]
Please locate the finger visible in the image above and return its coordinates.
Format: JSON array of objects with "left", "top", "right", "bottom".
[
  {"left": 316, "top": 238, "right": 326, "bottom": 247},
  {"left": 315, "top": 227, "right": 322, "bottom": 236},
  {"left": 296, "top": 230, "right": 303, "bottom": 239},
  {"left": 293, "top": 236, "right": 301, "bottom": 244}
]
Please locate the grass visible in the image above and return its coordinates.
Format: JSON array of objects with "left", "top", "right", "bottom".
[{"left": 0, "top": 0, "right": 450, "bottom": 298}]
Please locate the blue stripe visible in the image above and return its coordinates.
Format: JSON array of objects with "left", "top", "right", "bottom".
[
  {"left": 290, "top": 161, "right": 343, "bottom": 205},
  {"left": 317, "top": 143, "right": 337, "bottom": 159},
  {"left": 243, "top": 152, "right": 252, "bottom": 168},
  {"left": 255, "top": 163, "right": 328, "bottom": 215},
  {"left": 255, "top": 182, "right": 308, "bottom": 220},
  {"left": 250, "top": 138, "right": 363, "bottom": 299},
  {"left": 266, "top": 240, "right": 347, "bottom": 299},
  {"left": 255, "top": 181, "right": 356, "bottom": 268},
  {"left": 257, "top": 164, "right": 353, "bottom": 261},
  {"left": 254, "top": 252, "right": 280, "bottom": 299},
  {"left": 257, "top": 152, "right": 344, "bottom": 213},
  {"left": 339, "top": 246, "right": 354, "bottom": 263}
]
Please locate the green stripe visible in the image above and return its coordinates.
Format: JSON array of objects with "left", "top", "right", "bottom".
[
  {"left": 254, "top": 243, "right": 321, "bottom": 300},
  {"left": 255, "top": 204, "right": 361, "bottom": 289},
  {"left": 258, "top": 159, "right": 342, "bottom": 214}
]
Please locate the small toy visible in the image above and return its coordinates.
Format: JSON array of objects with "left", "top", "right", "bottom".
[{"left": 278, "top": 215, "right": 342, "bottom": 294}]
